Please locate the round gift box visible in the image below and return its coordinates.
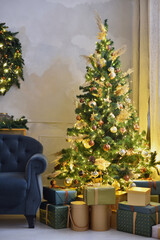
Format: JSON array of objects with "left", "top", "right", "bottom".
[
  {"left": 91, "top": 205, "right": 111, "bottom": 231},
  {"left": 70, "top": 201, "right": 89, "bottom": 231}
]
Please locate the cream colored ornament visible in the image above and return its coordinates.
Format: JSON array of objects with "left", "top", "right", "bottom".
[
  {"left": 108, "top": 67, "right": 115, "bottom": 72},
  {"left": 119, "top": 149, "right": 126, "bottom": 156},
  {"left": 91, "top": 171, "right": 99, "bottom": 178},
  {"left": 100, "top": 76, "right": 105, "bottom": 81},
  {"left": 99, "top": 58, "right": 106, "bottom": 68},
  {"left": 110, "top": 126, "right": 117, "bottom": 133},
  {"left": 88, "top": 101, "right": 97, "bottom": 108},
  {"left": 109, "top": 113, "right": 115, "bottom": 118},
  {"left": 109, "top": 72, "right": 116, "bottom": 79},
  {"left": 142, "top": 150, "right": 148, "bottom": 157}
]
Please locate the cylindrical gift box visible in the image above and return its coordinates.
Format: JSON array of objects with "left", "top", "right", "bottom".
[
  {"left": 70, "top": 201, "right": 89, "bottom": 231},
  {"left": 91, "top": 205, "right": 111, "bottom": 231}
]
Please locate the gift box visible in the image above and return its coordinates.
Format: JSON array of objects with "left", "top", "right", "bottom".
[
  {"left": 70, "top": 201, "right": 89, "bottom": 231},
  {"left": 151, "top": 195, "right": 160, "bottom": 203},
  {"left": 43, "top": 187, "right": 77, "bottom": 205},
  {"left": 127, "top": 187, "right": 150, "bottom": 206},
  {"left": 111, "top": 191, "right": 127, "bottom": 210},
  {"left": 40, "top": 201, "right": 69, "bottom": 229},
  {"left": 91, "top": 205, "right": 111, "bottom": 231},
  {"left": 133, "top": 180, "right": 160, "bottom": 195},
  {"left": 152, "top": 224, "right": 160, "bottom": 238},
  {"left": 83, "top": 185, "right": 115, "bottom": 205},
  {"left": 111, "top": 210, "right": 117, "bottom": 229},
  {"left": 117, "top": 201, "right": 160, "bottom": 237}
]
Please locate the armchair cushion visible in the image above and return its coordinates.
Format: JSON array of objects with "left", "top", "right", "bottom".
[{"left": 0, "top": 172, "right": 27, "bottom": 208}]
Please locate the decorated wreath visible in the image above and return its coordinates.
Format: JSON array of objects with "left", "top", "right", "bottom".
[{"left": 0, "top": 23, "right": 24, "bottom": 95}]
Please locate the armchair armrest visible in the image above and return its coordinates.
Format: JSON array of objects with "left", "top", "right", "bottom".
[{"left": 25, "top": 153, "right": 47, "bottom": 188}]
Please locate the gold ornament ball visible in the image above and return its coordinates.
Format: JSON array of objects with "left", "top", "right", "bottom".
[
  {"left": 64, "top": 177, "right": 73, "bottom": 187},
  {"left": 110, "top": 126, "right": 117, "bottom": 133}
]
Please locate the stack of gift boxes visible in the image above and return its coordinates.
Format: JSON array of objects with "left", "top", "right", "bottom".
[
  {"left": 40, "top": 185, "right": 116, "bottom": 231},
  {"left": 40, "top": 187, "right": 77, "bottom": 229},
  {"left": 117, "top": 186, "right": 160, "bottom": 238},
  {"left": 39, "top": 180, "right": 160, "bottom": 237}
]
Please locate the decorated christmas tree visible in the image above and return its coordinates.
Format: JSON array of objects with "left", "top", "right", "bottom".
[{"left": 49, "top": 14, "right": 159, "bottom": 192}]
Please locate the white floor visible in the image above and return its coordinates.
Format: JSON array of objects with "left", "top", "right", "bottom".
[{"left": 0, "top": 215, "right": 153, "bottom": 240}]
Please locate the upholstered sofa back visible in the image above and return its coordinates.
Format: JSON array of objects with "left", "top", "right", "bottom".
[{"left": 0, "top": 134, "right": 43, "bottom": 172}]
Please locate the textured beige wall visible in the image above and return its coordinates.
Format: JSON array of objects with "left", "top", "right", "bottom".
[{"left": 0, "top": 0, "right": 135, "bottom": 184}]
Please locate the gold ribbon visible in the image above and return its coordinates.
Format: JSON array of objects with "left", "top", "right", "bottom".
[
  {"left": 133, "top": 212, "right": 137, "bottom": 234},
  {"left": 45, "top": 203, "right": 50, "bottom": 225},
  {"left": 94, "top": 188, "right": 98, "bottom": 205}
]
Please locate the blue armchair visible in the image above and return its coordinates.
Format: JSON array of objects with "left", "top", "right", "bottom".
[{"left": 0, "top": 134, "right": 47, "bottom": 228}]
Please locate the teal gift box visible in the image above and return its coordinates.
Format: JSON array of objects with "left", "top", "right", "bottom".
[
  {"left": 40, "top": 201, "right": 69, "bottom": 229},
  {"left": 117, "top": 201, "right": 160, "bottom": 237},
  {"left": 133, "top": 180, "right": 160, "bottom": 195},
  {"left": 43, "top": 187, "right": 77, "bottom": 205}
]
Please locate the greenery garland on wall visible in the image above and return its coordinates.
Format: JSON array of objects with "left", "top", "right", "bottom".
[
  {"left": 0, "top": 23, "right": 24, "bottom": 95},
  {"left": 0, "top": 114, "right": 28, "bottom": 129}
]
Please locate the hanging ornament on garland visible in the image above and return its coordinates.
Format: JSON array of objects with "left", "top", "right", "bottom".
[{"left": 0, "top": 23, "right": 24, "bottom": 95}]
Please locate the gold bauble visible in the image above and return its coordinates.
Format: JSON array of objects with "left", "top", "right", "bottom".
[
  {"left": 110, "top": 126, "right": 117, "bottom": 133},
  {"left": 82, "top": 139, "right": 92, "bottom": 149},
  {"left": 64, "top": 177, "right": 73, "bottom": 187}
]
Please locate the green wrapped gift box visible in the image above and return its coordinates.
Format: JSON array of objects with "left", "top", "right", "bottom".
[
  {"left": 43, "top": 187, "right": 77, "bottom": 205},
  {"left": 40, "top": 202, "right": 69, "bottom": 229},
  {"left": 83, "top": 185, "right": 115, "bottom": 205},
  {"left": 117, "top": 201, "right": 160, "bottom": 237}
]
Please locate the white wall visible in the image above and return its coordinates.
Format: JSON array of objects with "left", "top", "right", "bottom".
[{"left": 0, "top": 0, "right": 135, "bottom": 184}]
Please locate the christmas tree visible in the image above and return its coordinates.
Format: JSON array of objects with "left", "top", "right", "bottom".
[{"left": 49, "top": 14, "right": 159, "bottom": 192}]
